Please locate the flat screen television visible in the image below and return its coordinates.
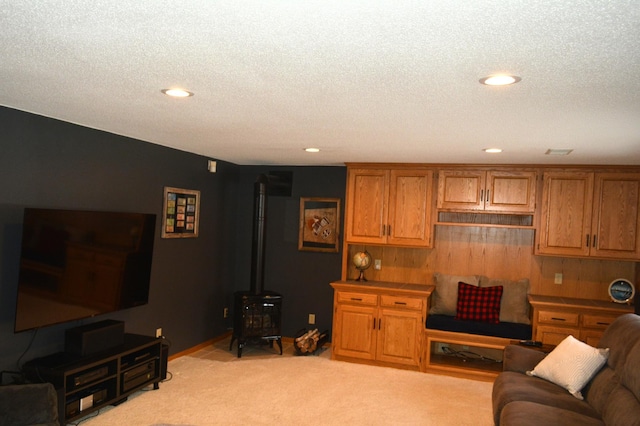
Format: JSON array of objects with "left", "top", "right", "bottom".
[{"left": 14, "top": 208, "right": 156, "bottom": 332}]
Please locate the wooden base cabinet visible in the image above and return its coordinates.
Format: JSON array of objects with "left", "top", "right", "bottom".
[
  {"left": 529, "top": 295, "right": 634, "bottom": 346},
  {"left": 330, "top": 281, "right": 433, "bottom": 369}
]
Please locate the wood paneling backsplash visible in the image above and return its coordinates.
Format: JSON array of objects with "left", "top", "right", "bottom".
[{"left": 346, "top": 225, "right": 635, "bottom": 301}]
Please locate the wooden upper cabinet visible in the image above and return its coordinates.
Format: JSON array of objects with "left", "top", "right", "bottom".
[
  {"left": 345, "top": 168, "right": 388, "bottom": 244},
  {"left": 436, "top": 170, "right": 485, "bottom": 211},
  {"left": 437, "top": 170, "right": 536, "bottom": 213},
  {"left": 387, "top": 169, "right": 433, "bottom": 246},
  {"left": 591, "top": 173, "right": 640, "bottom": 259},
  {"left": 537, "top": 171, "right": 593, "bottom": 257},
  {"left": 537, "top": 171, "right": 640, "bottom": 260},
  {"left": 345, "top": 168, "right": 433, "bottom": 247}
]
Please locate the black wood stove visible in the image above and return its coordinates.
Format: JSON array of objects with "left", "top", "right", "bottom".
[{"left": 230, "top": 175, "right": 283, "bottom": 357}]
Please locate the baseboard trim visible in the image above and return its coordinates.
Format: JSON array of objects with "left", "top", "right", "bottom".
[{"left": 168, "top": 331, "right": 233, "bottom": 361}]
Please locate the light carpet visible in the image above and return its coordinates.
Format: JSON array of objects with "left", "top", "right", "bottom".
[{"left": 79, "top": 355, "right": 494, "bottom": 426}]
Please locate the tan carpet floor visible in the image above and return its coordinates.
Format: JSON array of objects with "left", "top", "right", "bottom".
[{"left": 77, "top": 338, "right": 494, "bottom": 426}]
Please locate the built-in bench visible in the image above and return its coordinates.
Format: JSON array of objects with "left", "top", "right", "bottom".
[
  {"left": 426, "top": 315, "right": 532, "bottom": 340},
  {"left": 421, "top": 273, "right": 533, "bottom": 380}
]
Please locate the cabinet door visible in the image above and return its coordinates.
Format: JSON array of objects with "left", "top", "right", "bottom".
[
  {"left": 591, "top": 173, "right": 640, "bottom": 260},
  {"left": 376, "top": 308, "right": 422, "bottom": 366},
  {"left": 333, "top": 303, "right": 377, "bottom": 360},
  {"left": 387, "top": 169, "right": 433, "bottom": 247},
  {"left": 580, "top": 329, "right": 605, "bottom": 347},
  {"left": 537, "top": 171, "right": 594, "bottom": 257},
  {"left": 345, "top": 169, "right": 388, "bottom": 244},
  {"left": 437, "top": 170, "right": 485, "bottom": 211},
  {"left": 535, "top": 325, "right": 580, "bottom": 346},
  {"left": 485, "top": 171, "right": 537, "bottom": 213}
]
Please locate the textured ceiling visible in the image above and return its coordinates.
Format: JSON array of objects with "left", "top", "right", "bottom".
[{"left": 1, "top": 1, "right": 639, "bottom": 166}]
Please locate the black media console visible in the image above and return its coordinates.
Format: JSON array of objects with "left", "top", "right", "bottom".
[{"left": 23, "top": 333, "right": 163, "bottom": 425}]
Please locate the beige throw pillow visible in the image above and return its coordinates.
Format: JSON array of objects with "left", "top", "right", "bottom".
[
  {"left": 429, "top": 273, "right": 481, "bottom": 316},
  {"left": 480, "top": 277, "right": 530, "bottom": 324},
  {"left": 527, "top": 335, "right": 609, "bottom": 400}
]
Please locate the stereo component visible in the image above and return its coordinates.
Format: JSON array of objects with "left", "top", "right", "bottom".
[
  {"left": 66, "top": 388, "right": 108, "bottom": 418},
  {"left": 73, "top": 366, "right": 109, "bottom": 388},
  {"left": 122, "top": 359, "right": 157, "bottom": 393}
]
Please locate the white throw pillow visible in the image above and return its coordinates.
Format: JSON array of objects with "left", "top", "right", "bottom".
[{"left": 526, "top": 335, "right": 609, "bottom": 400}]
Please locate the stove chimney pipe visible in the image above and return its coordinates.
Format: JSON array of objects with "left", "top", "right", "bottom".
[{"left": 250, "top": 174, "right": 268, "bottom": 294}]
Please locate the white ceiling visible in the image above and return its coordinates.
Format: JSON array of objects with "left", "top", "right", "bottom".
[{"left": 2, "top": 1, "right": 639, "bottom": 166}]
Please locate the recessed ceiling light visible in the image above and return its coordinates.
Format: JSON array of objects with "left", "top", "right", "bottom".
[
  {"left": 484, "top": 148, "right": 503, "bottom": 153},
  {"left": 479, "top": 75, "right": 522, "bottom": 86},
  {"left": 161, "top": 88, "right": 194, "bottom": 98},
  {"left": 304, "top": 148, "right": 320, "bottom": 153},
  {"left": 545, "top": 149, "right": 573, "bottom": 156}
]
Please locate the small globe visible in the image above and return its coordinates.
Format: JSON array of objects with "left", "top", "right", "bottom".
[{"left": 352, "top": 251, "right": 372, "bottom": 281}]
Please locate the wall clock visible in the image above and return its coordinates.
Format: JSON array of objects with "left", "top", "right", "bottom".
[{"left": 608, "top": 279, "right": 635, "bottom": 304}]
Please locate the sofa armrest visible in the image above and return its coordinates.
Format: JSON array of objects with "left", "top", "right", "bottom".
[{"left": 502, "top": 344, "right": 547, "bottom": 373}]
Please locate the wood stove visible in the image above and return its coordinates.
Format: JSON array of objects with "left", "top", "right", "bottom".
[
  {"left": 229, "top": 174, "right": 283, "bottom": 358},
  {"left": 230, "top": 290, "right": 282, "bottom": 357}
]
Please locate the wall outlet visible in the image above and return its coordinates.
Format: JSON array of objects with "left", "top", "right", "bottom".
[
  {"left": 308, "top": 313, "right": 316, "bottom": 325},
  {"left": 554, "top": 273, "right": 563, "bottom": 285},
  {"left": 156, "top": 328, "right": 162, "bottom": 338},
  {"left": 223, "top": 307, "right": 229, "bottom": 318}
]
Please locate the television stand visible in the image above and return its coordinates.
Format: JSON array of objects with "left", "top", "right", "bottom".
[{"left": 23, "top": 333, "right": 163, "bottom": 425}]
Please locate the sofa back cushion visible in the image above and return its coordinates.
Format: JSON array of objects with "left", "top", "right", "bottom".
[
  {"left": 587, "top": 314, "right": 640, "bottom": 426},
  {"left": 600, "top": 383, "right": 640, "bottom": 426},
  {"left": 598, "top": 313, "right": 640, "bottom": 370}
]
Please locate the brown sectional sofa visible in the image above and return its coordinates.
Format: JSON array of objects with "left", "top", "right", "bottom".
[{"left": 492, "top": 313, "right": 640, "bottom": 426}]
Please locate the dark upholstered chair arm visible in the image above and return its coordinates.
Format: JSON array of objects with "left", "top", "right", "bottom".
[
  {"left": 0, "top": 383, "right": 59, "bottom": 426},
  {"left": 502, "top": 344, "right": 547, "bottom": 373}
]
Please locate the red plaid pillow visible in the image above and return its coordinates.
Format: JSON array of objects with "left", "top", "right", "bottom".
[{"left": 455, "top": 282, "right": 503, "bottom": 323}]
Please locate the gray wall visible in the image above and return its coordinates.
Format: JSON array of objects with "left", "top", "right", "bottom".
[{"left": 0, "top": 106, "right": 345, "bottom": 377}]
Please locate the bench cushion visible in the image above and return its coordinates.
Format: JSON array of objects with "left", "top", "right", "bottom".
[{"left": 426, "top": 314, "right": 532, "bottom": 340}]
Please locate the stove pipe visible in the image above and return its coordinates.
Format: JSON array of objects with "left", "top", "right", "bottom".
[{"left": 249, "top": 174, "right": 269, "bottom": 294}]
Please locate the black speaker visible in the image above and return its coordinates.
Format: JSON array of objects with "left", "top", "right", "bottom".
[
  {"left": 160, "top": 341, "right": 169, "bottom": 380},
  {"left": 267, "top": 171, "right": 293, "bottom": 197},
  {"left": 65, "top": 320, "right": 125, "bottom": 356}
]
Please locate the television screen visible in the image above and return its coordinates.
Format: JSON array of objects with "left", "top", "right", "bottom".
[{"left": 14, "top": 208, "right": 156, "bottom": 332}]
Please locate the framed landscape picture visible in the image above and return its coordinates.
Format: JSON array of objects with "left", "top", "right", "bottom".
[
  {"left": 298, "top": 197, "right": 340, "bottom": 252},
  {"left": 161, "top": 186, "right": 200, "bottom": 238}
]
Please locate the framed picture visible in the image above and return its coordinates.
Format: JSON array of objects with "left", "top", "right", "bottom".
[
  {"left": 161, "top": 186, "right": 200, "bottom": 238},
  {"left": 298, "top": 197, "right": 340, "bottom": 252}
]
